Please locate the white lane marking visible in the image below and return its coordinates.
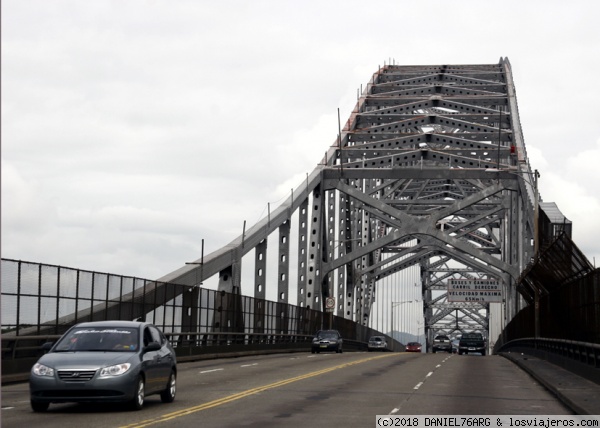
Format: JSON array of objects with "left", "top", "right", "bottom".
[
  {"left": 414, "top": 382, "right": 423, "bottom": 390},
  {"left": 436, "top": 364, "right": 441, "bottom": 368},
  {"left": 390, "top": 408, "right": 400, "bottom": 414},
  {"left": 426, "top": 371, "right": 433, "bottom": 378},
  {"left": 240, "top": 363, "right": 258, "bottom": 367},
  {"left": 200, "top": 368, "right": 224, "bottom": 374}
]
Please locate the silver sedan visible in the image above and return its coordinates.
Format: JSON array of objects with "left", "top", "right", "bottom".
[{"left": 29, "top": 320, "right": 177, "bottom": 412}]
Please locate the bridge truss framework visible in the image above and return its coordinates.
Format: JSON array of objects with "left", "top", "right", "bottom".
[{"left": 160, "top": 58, "right": 538, "bottom": 347}]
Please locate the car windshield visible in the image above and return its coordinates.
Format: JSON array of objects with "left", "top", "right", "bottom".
[
  {"left": 462, "top": 333, "right": 483, "bottom": 339},
  {"left": 54, "top": 327, "right": 139, "bottom": 352},
  {"left": 318, "top": 332, "right": 338, "bottom": 339},
  {"left": 370, "top": 337, "right": 383, "bottom": 342}
]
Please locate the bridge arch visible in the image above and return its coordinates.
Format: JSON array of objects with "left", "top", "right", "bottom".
[{"left": 156, "top": 58, "right": 537, "bottom": 345}]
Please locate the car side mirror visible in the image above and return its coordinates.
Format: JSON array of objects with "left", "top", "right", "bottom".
[
  {"left": 41, "top": 342, "right": 54, "bottom": 352},
  {"left": 143, "top": 341, "right": 161, "bottom": 353}
]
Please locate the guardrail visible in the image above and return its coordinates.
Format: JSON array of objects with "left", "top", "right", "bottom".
[
  {"left": 169, "top": 332, "right": 314, "bottom": 360},
  {"left": 2, "top": 334, "right": 62, "bottom": 384},
  {"left": 497, "top": 337, "right": 600, "bottom": 384},
  {"left": 1, "top": 332, "right": 372, "bottom": 384}
]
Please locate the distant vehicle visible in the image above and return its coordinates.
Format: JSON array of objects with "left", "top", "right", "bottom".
[
  {"left": 432, "top": 334, "right": 452, "bottom": 353},
  {"left": 311, "top": 330, "right": 343, "bottom": 353},
  {"left": 405, "top": 342, "right": 422, "bottom": 353},
  {"left": 458, "top": 332, "right": 486, "bottom": 355},
  {"left": 29, "top": 320, "right": 177, "bottom": 412},
  {"left": 367, "top": 336, "right": 388, "bottom": 352},
  {"left": 451, "top": 339, "right": 459, "bottom": 353}
]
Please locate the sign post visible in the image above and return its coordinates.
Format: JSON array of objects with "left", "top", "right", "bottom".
[{"left": 325, "top": 297, "right": 335, "bottom": 329}]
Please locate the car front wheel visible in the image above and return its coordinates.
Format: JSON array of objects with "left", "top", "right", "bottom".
[
  {"left": 131, "top": 376, "right": 145, "bottom": 410},
  {"left": 31, "top": 400, "right": 49, "bottom": 412},
  {"left": 161, "top": 370, "right": 177, "bottom": 403}
]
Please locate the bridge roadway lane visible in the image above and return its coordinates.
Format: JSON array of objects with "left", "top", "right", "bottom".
[{"left": 1, "top": 352, "right": 571, "bottom": 428}]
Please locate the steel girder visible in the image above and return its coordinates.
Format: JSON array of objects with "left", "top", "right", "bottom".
[
  {"left": 153, "top": 58, "right": 536, "bottom": 341},
  {"left": 315, "top": 58, "right": 537, "bottom": 340}
]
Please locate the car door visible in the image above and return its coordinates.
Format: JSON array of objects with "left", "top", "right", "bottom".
[
  {"left": 151, "top": 326, "right": 173, "bottom": 378},
  {"left": 141, "top": 325, "right": 164, "bottom": 393},
  {"left": 147, "top": 326, "right": 173, "bottom": 390}
]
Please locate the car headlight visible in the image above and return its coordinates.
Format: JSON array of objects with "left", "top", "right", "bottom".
[
  {"left": 32, "top": 363, "right": 54, "bottom": 377},
  {"left": 99, "top": 363, "right": 131, "bottom": 377}
]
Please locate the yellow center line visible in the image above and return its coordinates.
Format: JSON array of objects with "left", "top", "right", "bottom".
[{"left": 119, "top": 353, "right": 400, "bottom": 428}]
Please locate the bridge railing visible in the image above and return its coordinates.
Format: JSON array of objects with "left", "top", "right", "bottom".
[
  {"left": 1, "top": 331, "right": 376, "bottom": 384},
  {"left": 1, "top": 258, "right": 398, "bottom": 384},
  {"left": 167, "top": 332, "right": 369, "bottom": 360},
  {"left": 497, "top": 338, "right": 600, "bottom": 384},
  {"left": 1, "top": 258, "right": 390, "bottom": 339},
  {"left": 493, "top": 234, "right": 599, "bottom": 383},
  {"left": 495, "top": 237, "right": 599, "bottom": 346}
]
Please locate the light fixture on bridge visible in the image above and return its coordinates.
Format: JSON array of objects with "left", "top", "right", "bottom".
[
  {"left": 390, "top": 300, "right": 419, "bottom": 343},
  {"left": 185, "top": 239, "right": 204, "bottom": 286}
]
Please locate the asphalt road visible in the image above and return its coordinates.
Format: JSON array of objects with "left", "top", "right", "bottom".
[{"left": 1, "top": 352, "right": 571, "bottom": 428}]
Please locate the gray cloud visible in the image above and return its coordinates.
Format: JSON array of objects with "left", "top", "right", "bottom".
[{"left": 2, "top": 0, "right": 599, "bottom": 278}]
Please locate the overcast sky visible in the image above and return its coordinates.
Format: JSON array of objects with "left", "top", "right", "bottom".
[{"left": 2, "top": 0, "right": 599, "bottom": 281}]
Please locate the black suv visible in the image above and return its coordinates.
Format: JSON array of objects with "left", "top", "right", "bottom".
[
  {"left": 432, "top": 334, "right": 452, "bottom": 353},
  {"left": 311, "top": 330, "right": 343, "bottom": 353}
]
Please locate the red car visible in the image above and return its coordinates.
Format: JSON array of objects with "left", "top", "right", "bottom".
[{"left": 405, "top": 342, "right": 422, "bottom": 352}]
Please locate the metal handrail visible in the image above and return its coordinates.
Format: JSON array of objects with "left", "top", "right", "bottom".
[
  {"left": 497, "top": 337, "right": 600, "bottom": 369},
  {"left": 1, "top": 332, "right": 372, "bottom": 384}
]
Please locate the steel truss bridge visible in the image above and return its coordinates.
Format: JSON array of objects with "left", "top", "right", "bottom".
[
  {"left": 154, "top": 57, "right": 547, "bottom": 346},
  {"left": 4, "top": 58, "right": 599, "bottom": 378}
]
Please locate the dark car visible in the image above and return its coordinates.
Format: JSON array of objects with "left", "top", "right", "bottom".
[
  {"left": 458, "top": 332, "right": 486, "bottom": 355},
  {"left": 29, "top": 320, "right": 177, "bottom": 412},
  {"left": 405, "top": 342, "right": 422, "bottom": 352},
  {"left": 311, "top": 330, "right": 343, "bottom": 353},
  {"left": 432, "top": 335, "right": 452, "bottom": 353},
  {"left": 367, "top": 336, "right": 388, "bottom": 352}
]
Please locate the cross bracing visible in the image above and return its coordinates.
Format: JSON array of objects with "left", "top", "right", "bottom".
[{"left": 147, "top": 58, "right": 539, "bottom": 348}]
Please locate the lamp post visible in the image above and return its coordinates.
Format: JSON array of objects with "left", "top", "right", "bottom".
[
  {"left": 532, "top": 169, "right": 540, "bottom": 339},
  {"left": 390, "top": 301, "right": 415, "bottom": 343},
  {"left": 185, "top": 239, "right": 204, "bottom": 287},
  {"left": 325, "top": 238, "right": 363, "bottom": 323},
  {"left": 330, "top": 237, "right": 363, "bottom": 252}
]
